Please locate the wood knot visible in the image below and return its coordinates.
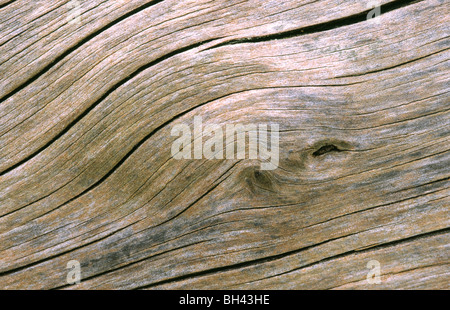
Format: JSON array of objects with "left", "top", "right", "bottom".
[
  {"left": 243, "top": 167, "right": 276, "bottom": 194},
  {"left": 253, "top": 170, "right": 272, "bottom": 188},
  {"left": 310, "top": 140, "right": 352, "bottom": 158},
  {"left": 312, "top": 144, "right": 341, "bottom": 157}
]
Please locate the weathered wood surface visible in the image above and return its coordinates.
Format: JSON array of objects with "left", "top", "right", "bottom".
[{"left": 0, "top": 0, "right": 449, "bottom": 289}]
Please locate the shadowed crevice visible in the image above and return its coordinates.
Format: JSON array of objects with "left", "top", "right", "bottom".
[{"left": 205, "top": 0, "right": 423, "bottom": 49}]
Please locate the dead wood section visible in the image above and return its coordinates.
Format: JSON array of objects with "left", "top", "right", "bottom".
[{"left": 0, "top": 0, "right": 448, "bottom": 289}]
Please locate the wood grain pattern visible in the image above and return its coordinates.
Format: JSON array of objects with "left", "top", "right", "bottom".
[{"left": 0, "top": 0, "right": 448, "bottom": 289}]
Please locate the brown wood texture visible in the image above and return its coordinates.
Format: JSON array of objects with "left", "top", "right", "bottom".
[{"left": 0, "top": 0, "right": 449, "bottom": 289}]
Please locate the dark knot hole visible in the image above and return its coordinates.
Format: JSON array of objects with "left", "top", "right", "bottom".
[{"left": 312, "top": 144, "right": 341, "bottom": 157}]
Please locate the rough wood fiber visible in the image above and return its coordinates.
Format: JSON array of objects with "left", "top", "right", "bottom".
[{"left": 0, "top": 0, "right": 448, "bottom": 289}]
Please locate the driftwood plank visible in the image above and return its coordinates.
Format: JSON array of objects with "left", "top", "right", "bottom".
[{"left": 0, "top": 0, "right": 448, "bottom": 289}]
